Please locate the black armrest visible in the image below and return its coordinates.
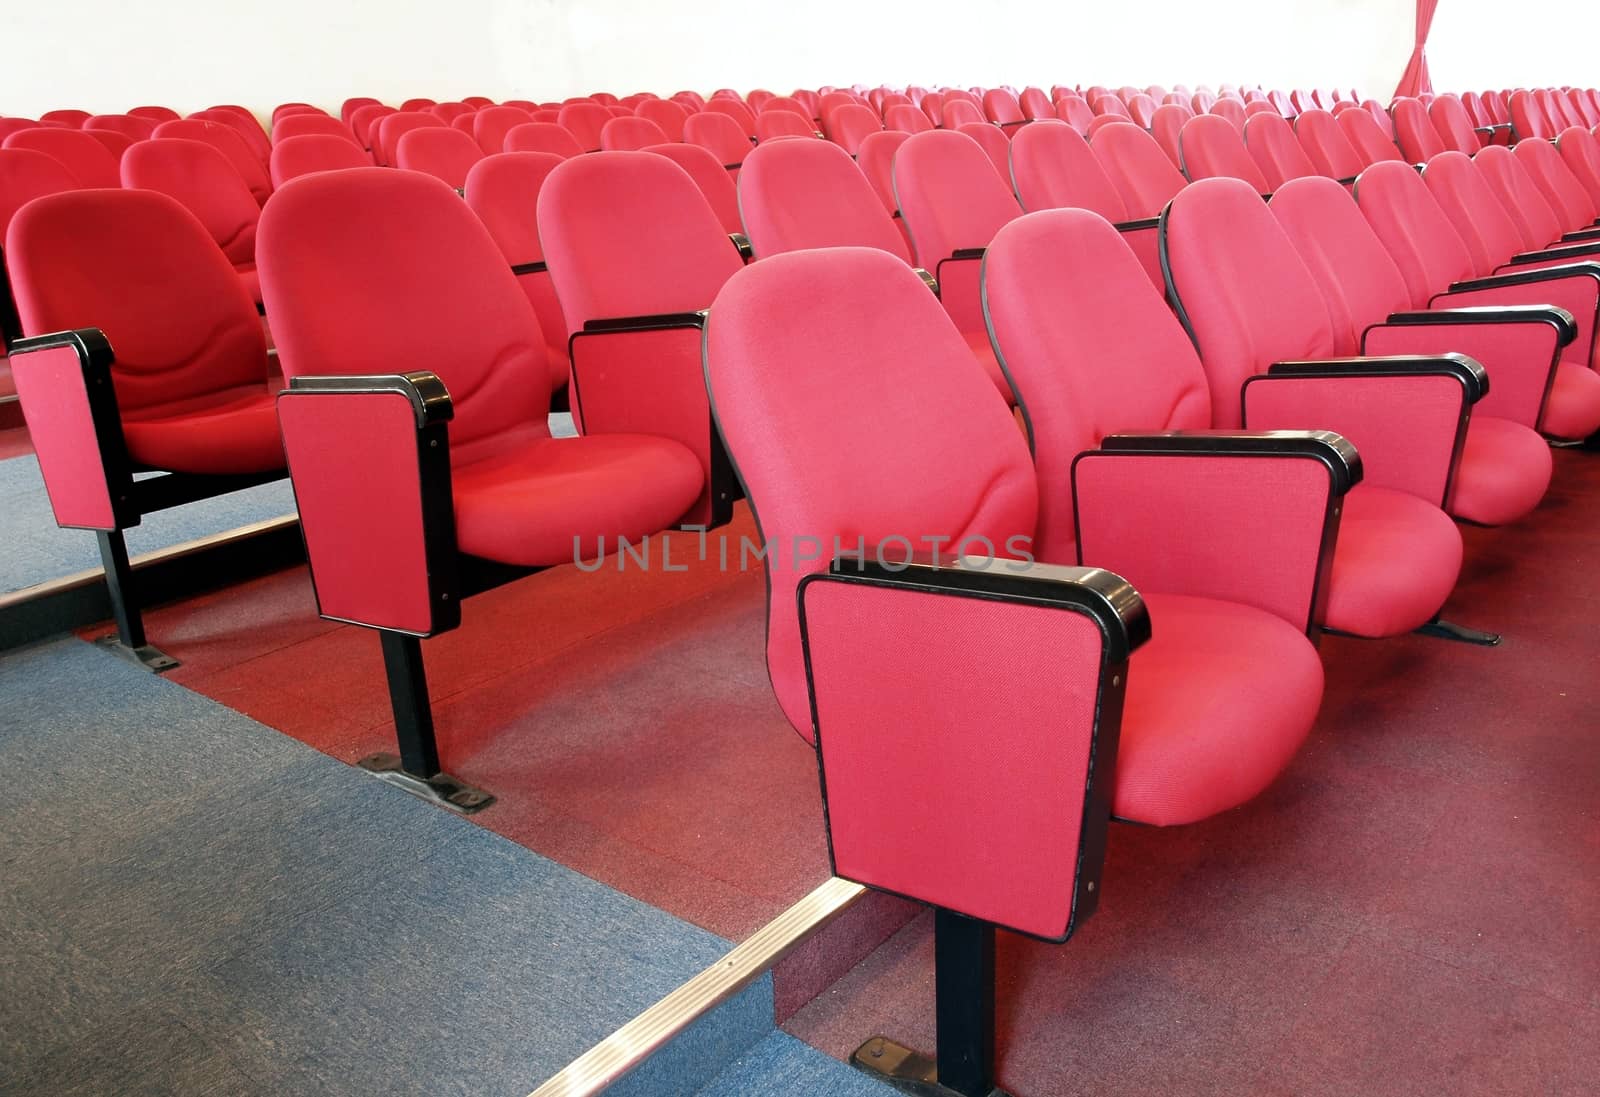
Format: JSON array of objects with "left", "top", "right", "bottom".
[
  {"left": 729, "top": 232, "right": 753, "bottom": 261},
  {"left": 580, "top": 310, "right": 708, "bottom": 335},
  {"left": 1098, "top": 429, "right": 1362, "bottom": 493},
  {"left": 510, "top": 260, "right": 547, "bottom": 276},
  {"left": 1559, "top": 227, "right": 1600, "bottom": 243},
  {"left": 285, "top": 370, "right": 454, "bottom": 428},
  {"left": 912, "top": 267, "right": 940, "bottom": 295},
  {"left": 1508, "top": 240, "right": 1600, "bottom": 265},
  {"left": 1447, "top": 261, "right": 1600, "bottom": 293},
  {"left": 1112, "top": 216, "right": 1160, "bottom": 232},
  {"left": 1336, "top": 175, "right": 1359, "bottom": 186},
  {"left": 722, "top": 162, "right": 742, "bottom": 172},
  {"left": 950, "top": 247, "right": 987, "bottom": 261},
  {"left": 1269, "top": 353, "right": 1489, "bottom": 403},
  {"left": 1383, "top": 305, "right": 1578, "bottom": 346}
]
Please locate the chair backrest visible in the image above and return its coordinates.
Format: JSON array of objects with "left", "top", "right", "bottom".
[
  {"left": 1353, "top": 159, "right": 1477, "bottom": 307},
  {"left": 340, "top": 97, "right": 383, "bottom": 124},
  {"left": 856, "top": 130, "right": 911, "bottom": 217},
  {"left": 1269, "top": 175, "right": 1412, "bottom": 352},
  {"left": 682, "top": 112, "right": 753, "bottom": 171},
  {"left": 702, "top": 247, "right": 1037, "bottom": 735},
  {"left": 1514, "top": 137, "right": 1598, "bottom": 233},
  {"left": 503, "top": 122, "right": 584, "bottom": 159},
  {"left": 1009, "top": 121, "right": 1126, "bottom": 220},
  {"left": 396, "top": 127, "right": 483, "bottom": 190},
  {"left": 1160, "top": 177, "right": 1337, "bottom": 427},
  {"left": 1360, "top": 98, "right": 1396, "bottom": 137},
  {"left": 1337, "top": 108, "right": 1405, "bottom": 167},
  {"left": 8, "top": 188, "right": 267, "bottom": 412},
  {"left": 273, "top": 112, "right": 362, "bottom": 146},
  {"left": 148, "top": 119, "right": 270, "bottom": 204},
  {"left": 472, "top": 106, "right": 534, "bottom": 154},
  {"left": 1390, "top": 97, "right": 1445, "bottom": 162},
  {"left": 1509, "top": 90, "right": 1551, "bottom": 141},
  {"left": 1557, "top": 125, "right": 1600, "bottom": 209},
  {"left": 984, "top": 209, "right": 1211, "bottom": 557},
  {"left": 1244, "top": 112, "right": 1318, "bottom": 191},
  {"left": 1293, "top": 109, "right": 1365, "bottom": 180},
  {"left": 885, "top": 104, "right": 934, "bottom": 134},
  {"left": 1210, "top": 97, "right": 1248, "bottom": 132},
  {"left": 637, "top": 98, "right": 690, "bottom": 142},
  {"left": 1428, "top": 96, "right": 1481, "bottom": 155},
  {"left": 400, "top": 98, "right": 436, "bottom": 113},
  {"left": 129, "top": 105, "right": 182, "bottom": 124},
  {"left": 942, "top": 99, "right": 986, "bottom": 129},
  {"left": 645, "top": 142, "right": 744, "bottom": 235},
  {"left": 39, "top": 109, "right": 90, "bottom": 128},
  {"left": 190, "top": 108, "right": 271, "bottom": 164},
  {"left": 600, "top": 116, "right": 670, "bottom": 151},
  {"left": 892, "top": 130, "right": 1022, "bottom": 271},
  {"left": 737, "top": 137, "right": 911, "bottom": 262},
  {"left": 0, "top": 148, "right": 82, "bottom": 246},
  {"left": 1471, "top": 144, "right": 1566, "bottom": 249},
  {"left": 1092, "top": 95, "right": 1130, "bottom": 120},
  {"left": 85, "top": 114, "right": 157, "bottom": 141},
  {"left": 348, "top": 104, "right": 395, "bottom": 149},
  {"left": 82, "top": 128, "right": 136, "bottom": 161},
  {"left": 1123, "top": 93, "right": 1159, "bottom": 129},
  {"left": 1, "top": 128, "right": 120, "bottom": 187},
  {"left": 755, "top": 111, "right": 817, "bottom": 142},
  {"left": 558, "top": 102, "right": 613, "bottom": 151},
  {"left": 121, "top": 138, "right": 260, "bottom": 269},
  {"left": 983, "top": 88, "right": 1025, "bottom": 127},
  {"left": 826, "top": 104, "right": 883, "bottom": 157},
  {"left": 1149, "top": 103, "right": 1194, "bottom": 167},
  {"left": 269, "top": 134, "right": 371, "bottom": 186},
  {"left": 537, "top": 151, "right": 743, "bottom": 336},
  {"left": 369, "top": 112, "right": 444, "bottom": 167},
  {"left": 1091, "top": 123, "right": 1189, "bottom": 218},
  {"left": 704, "top": 98, "right": 758, "bottom": 139},
  {"left": 258, "top": 168, "right": 552, "bottom": 462},
  {"left": 1418, "top": 150, "right": 1530, "bottom": 275},
  {"left": 761, "top": 96, "right": 811, "bottom": 120},
  {"left": 1018, "top": 87, "right": 1053, "bottom": 121},
  {"left": 956, "top": 122, "right": 1013, "bottom": 181},
  {"left": 1178, "top": 114, "right": 1270, "bottom": 191}
]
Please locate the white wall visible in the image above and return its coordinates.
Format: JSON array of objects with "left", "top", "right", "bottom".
[
  {"left": 3, "top": 0, "right": 1420, "bottom": 120},
  {"left": 1429, "top": 1, "right": 1600, "bottom": 92}
]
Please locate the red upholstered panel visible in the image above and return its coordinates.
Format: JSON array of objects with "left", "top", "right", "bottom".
[
  {"left": 737, "top": 138, "right": 911, "bottom": 261},
  {"left": 537, "top": 152, "right": 742, "bottom": 335},
  {"left": 0, "top": 149, "right": 81, "bottom": 238},
  {"left": 151, "top": 119, "right": 271, "bottom": 203},
  {"left": 983, "top": 210, "right": 1210, "bottom": 559},
  {"left": 1009, "top": 121, "right": 1127, "bottom": 219},
  {"left": 1516, "top": 138, "right": 1599, "bottom": 230},
  {"left": 1054, "top": 96, "right": 1095, "bottom": 134},
  {"left": 7, "top": 189, "right": 271, "bottom": 433},
  {"left": 884, "top": 104, "right": 934, "bottom": 135},
  {"left": 10, "top": 342, "right": 119, "bottom": 529},
  {"left": 1428, "top": 96, "right": 1482, "bottom": 155},
  {"left": 1178, "top": 115, "right": 1270, "bottom": 190},
  {"left": 395, "top": 127, "right": 483, "bottom": 190},
  {"left": 121, "top": 138, "right": 260, "bottom": 271},
  {"left": 1118, "top": 223, "right": 1166, "bottom": 291},
  {"left": 1244, "top": 374, "right": 1463, "bottom": 503},
  {"left": 1474, "top": 145, "right": 1566, "bottom": 251},
  {"left": 1365, "top": 322, "right": 1558, "bottom": 428},
  {"left": 369, "top": 112, "right": 443, "bottom": 168},
  {"left": 472, "top": 106, "right": 533, "bottom": 154},
  {"left": 1091, "top": 123, "right": 1189, "bottom": 219},
  {"left": 637, "top": 98, "right": 690, "bottom": 142},
  {"left": 1075, "top": 453, "right": 1330, "bottom": 629},
  {"left": 269, "top": 135, "right": 371, "bottom": 187},
  {"left": 600, "top": 116, "right": 670, "bottom": 152},
  {"left": 277, "top": 391, "right": 435, "bottom": 633},
  {"left": 272, "top": 113, "right": 363, "bottom": 147},
  {"left": 1161, "top": 179, "right": 1337, "bottom": 428},
  {"left": 1338, "top": 109, "right": 1406, "bottom": 167},
  {"left": 1557, "top": 127, "right": 1600, "bottom": 210},
  {"left": 983, "top": 88, "right": 1026, "bottom": 127},
  {"left": 1421, "top": 151, "right": 1535, "bottom": 275},
  {"left": 503, "top": 123, "right": 584, "bottom": 159},
  {"left": 1243, "top": 112, "right": 1317, "bottom": 191},
  {"left": 1294, "top": 109, "right": 1366, "bottom": 181},
  {"left": 703, "top": 249, "right": 1036, "bottom": 737},
  {"left": 1450, "top": 416, "right": 1551, "bottom": 525},
  {"left": 1439, "top": 277, "right": 1599, "bottom": 374},
  {"left": 1355, "top": 160, "right": 1477, "bottom": 307},
  {"left": 558, "top": 102, "right": 613, "bottom": 151},
  {"left": 644, "top": 143, "right": 744, "bottom": 236},
  {"left": 825, "top": 104, "right": 883, "bottom": 157},
  {"left": 1391, "top": 97, "right": 1446, "bottom": 162},
  {"left": 856, "top": 130, "right": 910, "bottom": 215},
  {"left": 894, "top": 130, "right": 1021, "bottom": 272},
  {"left": 682, "top": 112, "right": 754, "bottom": 169},
  {"left": 1149, "top": 103, "right": 1195, "bottom": 168},
  {"left": 568, "top": 327, "right": 716, "bottom": 526},
  {"left": 955, "top": 122, "right": 1012, "bottom": 181},
  {"left": 803, "top": 579, "right": 1104, "bottom": 939},
  {"left": 1, "top": 128, "right": 120, "bottom": 187},
  {"left": 85, "top": 114, "right": 157, "bottom": 141},
  {"left": 755, "top": 111, "right": 816, "bottom": 142},
  {"left": 704, "top": 98, "right": 758, "bottom": 140},
  {"left": 257, "top": 169, "right": 550, "bottom": 463}
]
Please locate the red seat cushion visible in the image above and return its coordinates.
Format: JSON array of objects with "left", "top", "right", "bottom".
[
  {"left": 1116, "top": 591, "right": 1322, "bottom": 826},
  {"left": 1325, "top": 484, "right": 1463, "bottom": 637},
  {"left": 1542, "top": 361, "right": 1600, "bottom": 440},
  {"left": 449, "top": 427, "right": 703, "bottom": 566},
  {"left": 122, "top": 389, "right": 282, "bottom": 475},
  {"left": 1449, "top": 415, "right": 1553, "bottom": 526}
]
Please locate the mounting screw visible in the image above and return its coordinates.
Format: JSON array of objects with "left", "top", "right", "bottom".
[
  {"left": 1112, "top": 675, "right": 1120, "bottom": 686},
  {"left": 1087, "top": 880, "right": 1095, "bottom": 892}
]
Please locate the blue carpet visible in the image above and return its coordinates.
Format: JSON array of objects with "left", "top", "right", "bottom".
[
  {"left": 0, "top": 637, "right": 775, "bottom": 1096},
  {"left": 694, "top": 1032, "right": 896, "bottom": 1096},
  {"left": 0, "top": 456, "right": 296, "bottom": 594}
]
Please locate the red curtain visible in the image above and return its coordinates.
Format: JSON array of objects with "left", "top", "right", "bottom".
[{"left": 1393, "top": 0, "right": 1440, "bottom": 97}]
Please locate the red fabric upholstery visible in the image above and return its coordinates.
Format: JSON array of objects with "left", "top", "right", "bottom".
[
  {"left": 955, "top": 122, "right": 1012, "bottom": 181},
  {"left": 1092, "top": 123, "right": 1189, "bottom": 219},
  {"left": 1, "top": 128, "right": 120, "bottom": 187},
  {"left": 152, "top": 119, "right": 271, "bottom": 202},
  {"left": 121, "top": 138, "right": 261, "bottom": 300},
  {"left": 636, "top": 99, "right": 690, "bottom": 142},
  {"left": 0, "top": 149, "right": 81, "bottom": 238},
  {"left": 1210, "top": 97, "right": 1248, "bottom": 133},
  {"left": 471, "top": 106, "right": 534, "bottom": 154},
  {"left": 1516, "top": 138, "right": 1600, "bottom": 233},
  {"left": 8, "top": 189, "right": 278, "bottom": 475},
  {"left": 503, "top": 123, "right": 584, "bottom": 159},
  {"left": 1150, "top": 103, "right": 1195, "bottom": 168},
  {"left": 600, "top": 117, "right": 670, "bottom": 152},
  {"left": 885, "top": 104, "right": 934, "bottom": 135},
  {"left": 396, "top": 127, "right": 483, "bottom": 190},
  {"left": 348, "top": 104, "right": 395, "bottom": 149},
  {"left": 462, "top": 152, "right": 571, "bottom": 391},
  {"left": 1244, "top": 112, "right": 1318, "bottom": 191},
  {"left": 369, "top": 111, "right": 443, "bottom": 168},
  {"left": 683, "top": 112, "right": 754, "bottom": 171},
  {"left": 340, "top": 98, "right": 382, "bottom": 125},
  {"left": 1338, "top": 108, "right": 1406, "bottom": 167},
  {"left": 1473, "top": 145, "right": 1569, "bottom": 252},
  {"left": 272, "top": 112, "right": 364, "bottom": 147},
  {"left": 9, "top": 342, "right": 120, "bottom": 529},
  {"left": 1391, "top": 97, "right": 1446, "bottom": 162},
  {"left": 259, "top": 168, "right": 702, "bottom": 565},
  {"left": 129, "top": 106, "right": 181, "bottom": 124},
  {"left": 269, "top": 135, "right": 370, "bottom": 186},
  {"left": 737, "top": 138, "right": 910, "bottom": 261},
  {"left": 39, "top": 109, "right": 90, "bottom": 128},
  {"left": 803, "top": 577, "right": 1109, "bottom": 936},
  {"left": 1355, "top": 159, "right": 1479, "bottom": 306},
  {"left": 755, "top": 111, "right": 816, "bottom": 143},
  {"left": 1179, "top": 115, "right": 1270, "bottom": 190},
  {"left": 1509, "top": 90, "right": 1552, "bottom": 141},
  {"left": 982, "top": 88, "right": 1026, "bottom": 128},
  {"left": 1010, "top": 122, "right": 1126, "bottom": 219},
  {"left": 1556, "top": 127, "right": 1600, "bottom": 210},
  {"left": 85, "top": 114, "right": 157, "bottom": 141},
  {"left": 1428, "top": 96, "right": 1482, "bottom": 154},
  {"left": 825, "top": 104, "right": 883, "bottom": 157},
  {"left": 1294, "top": 109, "right": 1366, "bottom": 181},
  {"left": 704, "top": 98, "right": 758, "bottom": 140},
  {"left": 1449, "top": 415, "right": 1553, "bottom": 525},
  {"left": 1054, "top": 96, "right": 1095, "bottom": 134},
  {"left": 430, "top": 102, "right": 476, "bottom": 124},
  {"left": 558, "top": 102, "right": 613, "bottom": 151},
  {"left": 942, "top": 100, "right": 985, "bottom": 129},
  {"left": 644, "top": 143, "right": 744, "bottom": 236},
  {"left": 192, "top": 106, "right": 271, "bottom": 165}
]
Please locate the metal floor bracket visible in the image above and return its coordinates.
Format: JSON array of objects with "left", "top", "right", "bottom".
[
  {"left": 851, "top": 1038, "right": 1012, "bottom": 1097},
  {"left": 356, "top": 752, "right": 495, "bottom": 814},
  {"left": 93, "top": 634, "right": 180, "bottom": 672},
  {"left": 1414, "top": 618, "right": 1501, "bottom": 646}
]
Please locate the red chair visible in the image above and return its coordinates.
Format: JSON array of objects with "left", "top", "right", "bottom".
[
  {"left": 121, "top": 138, "right": 264, "bottom": 305},
  {"left": 503, "top": 123, "right": 584, "bottom": 159},
  {"left": 462, "top": 152, "right": 572, "bottom": 397},
  {"left": 2, "top": 128, "right": 120, "bottom": 187},
  {"left": 884, "top": 104, "right": 934, "bottom": 135},
  {"left": 703, "top": 244, "right": 1325, "bottom": 1093},
  {"left": 1339, "top": 108, "right": 1406, "bottom": 167},
  {"left": 558, "top": 102, "right": 613, "bottom": 151},
  {"left": 955, "top": 122, "right": 1012, "bottom": 181},
  {"left": 370, "top": 112, "right": 444, "bottom": 168},
  {"left": 643, "top": 143, "right": 745, "bottom": 237},
  {"left": 1474, "top": 145, "right": 1599, "bottom": 253},
  {"left": 599, "top": 116, "right": 670, "bottom": 151},
  {"left": 430, "top": 102, "right": 475, "bottom": 124},
  {"left": 636, "top": 98, "right": 690, "bottom": 142},
  {"left": 1294, "top": 109, "right": 1367, "bottom": 183},
  {"left": 269, "top": 135, "right": 371, "bottom": 186},
  {"left": 340, "top": 97, "right": 383, "bottom": 125},
  {"left": 1429, "top": 95, "right": 1489, "bottom": 153},
  {"left": 755, "top": 111, "right": 816, "bottom": 142},
  {"left": 262, "top": 168, "right": 703, "bottom": 809},
  {"left": 682, "top": 111, "right": 754, "bottom": 176},
  {"left": 1054, "top": 95, "right": 1095, "bottom": 134},
  {"left": 396, "top": 127, "right": 483, "bottom": 190},
  {"left": 825, "top": 103, "right": 883, "bottom": 156},
  {"left": 348, "top": 104, "right": 396, "bottom": 151},
  {"left": 7, "top": 189, "right": 283, "bottom": 664},
  {"left": 982, "top": 88, "right": 1027, "bottom": 131},
  {"left": 471, "top": 106, "right": 534, "bottom": 154},
  {"left": 1391, "top": 97, "right": 1446, "bottom": 163},
  {"left": 1244, "top": 112, "right": 1318, "bottom": 191},
  {"left": 1092, "top": 121, "right": 1191, "bottom": 220},
  {"left": 1210, "top": 97, "right": 1248, "bottom": 132},
  {"left": 1557, "top": 126, "right": 1600, "bottom": 210},
  {"left": 129, "top": 106, "right": 181, "bottom": 124},
  {"left": 190, "top": 107, "right": 271, "bottom": 167},
  {"left": 1178, "top": 114, "right": 1271, "bottom": 191},
  {"left": 273, "top": 112, "right": 364, "bottom": 147},
  {"left": 82, "top": 129, "right": 135, "bottom": 162},
  {"left": 536, "top": 152, "right": 745, "bottom": 529},
  {"left": 152, "top": 119, "right": 271, "bottom": 203},
  {"left": 39, "top": 109, "right": 91, "bottom": 128},
  {"left": 0, "top": 149, "right": 83, "bottom": 352},
  {"left": 941, "top": 100, "right": 985, "bottom": 129},
  {"left": 703, "top": 98, "right": 758, "bottom": 141},
  {"left": 84, "top": 114, "right": 157, "bottom": 141},
  {"left": 1149, "top": 102, "right": 1194, "bottom": 167}
]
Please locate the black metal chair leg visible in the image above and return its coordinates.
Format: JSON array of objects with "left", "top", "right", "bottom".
[
  {"left": 92, "top": 529, "right": 178, "bottom": 672},
  {"left": 356, "top": 631, "right": 494, "bottom": 814}
]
